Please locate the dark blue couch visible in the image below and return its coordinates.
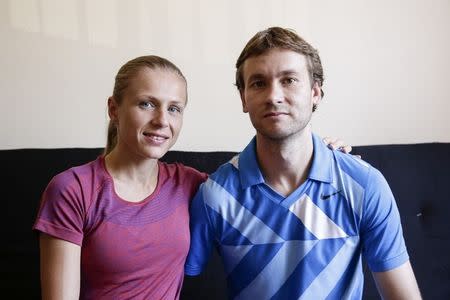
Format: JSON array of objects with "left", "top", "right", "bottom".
[{"left": 1, "top": 143, "right": 449, "bottom": 299}]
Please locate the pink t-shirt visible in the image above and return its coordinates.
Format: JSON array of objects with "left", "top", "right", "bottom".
[{"left": 34, "top": 157, "right": 207, "bottom": 299}]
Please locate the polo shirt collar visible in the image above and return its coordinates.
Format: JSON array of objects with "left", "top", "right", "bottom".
[
  {"left": 308, "top": 133, "right": 333, "bottom": 183},
  {"left": 238, "top": 137, "right": 265, "bottom": 189},
  {"left": 237, "top": 133, "right": 333, "bottom": 189}
]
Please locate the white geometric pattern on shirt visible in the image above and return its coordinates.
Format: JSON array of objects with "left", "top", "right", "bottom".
[{"left": 203, "top": 179, "right": 355, "bottom": 299}]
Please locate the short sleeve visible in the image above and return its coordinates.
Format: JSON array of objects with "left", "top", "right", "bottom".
[
  {"left": 182, "top": 164, "right": 208, "bottom": 195},
  {"left": 33, "top": 171, "right": 87, "bottom": 246},
  {"left": 184, "top": 181, "right": 215, "bottom": 276},
  {"left": 360, "top": 167, "right": 409, "bottom": 272}
]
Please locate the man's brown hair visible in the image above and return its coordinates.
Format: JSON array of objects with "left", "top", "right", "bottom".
[{"left": 235, "top": 27, "right": 324, "bottom": 110}]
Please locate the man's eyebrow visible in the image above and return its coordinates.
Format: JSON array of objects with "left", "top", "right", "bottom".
[
  {"left": 278, "top": 69, "right": 300, "bottom": 76},
  {"left": 246, "top": 73, "right": 265, "bottom": 82},
  {"left": 247, "top": 70, "right": 301, "bottom": 81}
]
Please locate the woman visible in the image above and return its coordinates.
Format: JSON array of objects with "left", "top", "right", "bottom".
[
  {"left": 34, "top": 55, "right": 207, "bottom": 299},
  {"left": 33, "top": 55, "right": 350, "bottom": 299}
]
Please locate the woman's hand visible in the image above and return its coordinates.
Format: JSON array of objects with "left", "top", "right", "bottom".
[
  {"left": 322, "top": 136, "right": 352, "bottom": 153},
  {"left": 322, "top": 136, "right": 362, "bottom": 159}
]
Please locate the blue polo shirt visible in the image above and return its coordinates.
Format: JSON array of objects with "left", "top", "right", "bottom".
[{"left": 185, "top": 134, "right": 409, "bottom": 300}]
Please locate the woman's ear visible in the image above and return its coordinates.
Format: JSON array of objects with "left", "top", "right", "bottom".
[{"left": 108, "top": 96, "right": 119, "bottom": 122}]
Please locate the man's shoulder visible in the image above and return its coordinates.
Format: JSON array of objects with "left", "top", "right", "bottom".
[
  {"left": 331, "top": 150, "right": 377, "bottom": 189},
  {"left": 209, "top": 154, "right": 240, "bottom": 180},
  {"left": 332, "top": 150, "right": 391, "bottom": 193},
  {"left": 200, "top": 154, "right": 243, "bottom": 196}
]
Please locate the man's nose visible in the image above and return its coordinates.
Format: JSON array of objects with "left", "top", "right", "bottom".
[{"left": 267, "top": 83, "right": 284, "bottom": 104}]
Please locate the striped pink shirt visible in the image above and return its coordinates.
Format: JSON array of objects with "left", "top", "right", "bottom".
[{"left": 34, "top": 157, "right": 207, "bottom": 299}]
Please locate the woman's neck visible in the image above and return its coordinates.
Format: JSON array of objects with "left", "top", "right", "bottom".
[{"left": 104, "top": 147, "right": 159, "bottom": 202}]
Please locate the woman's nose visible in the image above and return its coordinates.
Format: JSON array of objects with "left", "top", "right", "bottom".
[{"left": 151, "top": 109, "right": 169, "bottom": 127}]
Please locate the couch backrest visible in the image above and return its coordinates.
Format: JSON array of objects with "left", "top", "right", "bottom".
[{"left": 1, "top": 143, "right": 449, "bottom": 299}]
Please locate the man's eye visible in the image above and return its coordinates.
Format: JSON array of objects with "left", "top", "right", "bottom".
[
  {"left": 250, "top": 80, "right": 265, "bottom": 88},
  {"left": 282, "top": 78, "right": 298, "bottom": 85},
  {"left": 139, "top": 101, "right": 154, "bottom": 109}
]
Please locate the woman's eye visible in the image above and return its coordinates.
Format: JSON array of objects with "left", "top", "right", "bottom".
[{"left": 168, "top": 106, "right": 181, "bottom": 113}]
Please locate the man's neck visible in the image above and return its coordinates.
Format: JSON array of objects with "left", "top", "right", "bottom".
[{"left": 256, "top": 129, "right": 314, "bottom": 197}]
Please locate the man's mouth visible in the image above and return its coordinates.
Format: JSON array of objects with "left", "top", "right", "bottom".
[{"left": 264, "top": 112, "right": 288, "bottom": 118}]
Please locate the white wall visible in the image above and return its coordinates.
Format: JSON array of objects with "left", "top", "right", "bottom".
[{"left": 1, "top": 0, "right": 449, "bottom": 151}]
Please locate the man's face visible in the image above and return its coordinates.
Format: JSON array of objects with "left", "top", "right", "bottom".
[{"left": 240, "top": 48, "right": 321, "bottom": 141}]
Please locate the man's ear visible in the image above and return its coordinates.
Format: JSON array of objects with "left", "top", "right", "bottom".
[
  {"left": 107, "top": 96, "right": 119, "bottom": 121},
  {"left": 240, "top": 89, "right": 248, "bottom": 113},
  {"left": 311, "top": 82, "right": 322, "bottom": 107}
]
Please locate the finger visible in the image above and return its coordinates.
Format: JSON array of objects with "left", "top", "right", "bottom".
[
  {"left": 332, "top": 138, "right": 347, "bottom": 149},
  {"left": 322, "top": 136, "right": 332, "bottom": 144},
  {"left": 340, "top": 145, "right": 352, "bottom": 154},
  {"left": 323, "top": 137, "right": 338, "bottom": 149},
  {"left": 330, "top": 139, "right": 344, "bottom": 150}
]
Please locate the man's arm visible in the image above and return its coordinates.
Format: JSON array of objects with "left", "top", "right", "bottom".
[
  {"left": 372, "top": 260, "right": 421, "bottom": 300},
  {"left": 185, "top": 180, "right": 216, "bottom": 276},
  {"left": 40, "top": 233, "right": 81, "bottom": 300},
  {"left": 360, "top": 167, "right": 421, "bottom": 299}
]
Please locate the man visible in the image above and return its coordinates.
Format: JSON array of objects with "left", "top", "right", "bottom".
[{"left": 185, "top": 27, "right": 421, "bottom": 299}]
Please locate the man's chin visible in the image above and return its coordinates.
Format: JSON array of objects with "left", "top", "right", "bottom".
[
  {"left": 257, "top": 130, "right": 291, "bottom": 141},
  {"left": 256, "top": 127, "right": 310, "bottom": 142}
]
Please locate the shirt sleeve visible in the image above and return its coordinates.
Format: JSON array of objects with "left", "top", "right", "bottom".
[
  {"left": 184, "top": 180, "right": 216, "bottom": 276},
  {"left": 33, "top": 171, "right": 86, "bottom": 246},
  {"left": 360, "top": 167, "right": 409, "bottom": 272}
]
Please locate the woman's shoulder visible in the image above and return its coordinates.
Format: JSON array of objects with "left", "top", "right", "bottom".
[
  {"left": 159, "top": 161, "right": 208, "bottom": 184},
  {"left": 47, "top": 157, "right": 107, "bottom": 194},
  {"left": 34, "top": 158, "right": 106, "bottom": 244}
]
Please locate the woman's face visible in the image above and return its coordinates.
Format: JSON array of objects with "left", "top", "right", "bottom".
[{"left": 109, "top": 67, "right": 187, "bottom": 160}]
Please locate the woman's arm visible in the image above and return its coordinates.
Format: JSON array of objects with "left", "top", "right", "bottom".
[{"left": 40, "top": 233, "right": 81, "bottom": 300}]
